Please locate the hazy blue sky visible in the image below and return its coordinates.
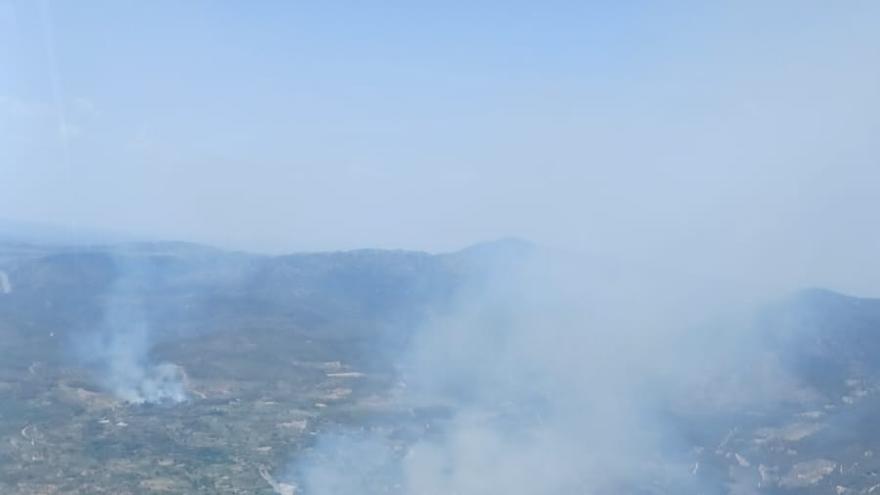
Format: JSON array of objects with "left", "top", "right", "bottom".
[{"left": 2, "top": 2, "right": 879, "bottom": 292}]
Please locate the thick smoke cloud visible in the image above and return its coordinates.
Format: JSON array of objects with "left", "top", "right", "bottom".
[
  {"left": 283, "top": 249, "right": 817, "bottom": 494},
  {"left": 76, "top": 255, "right": 186, "bottom": 404}
]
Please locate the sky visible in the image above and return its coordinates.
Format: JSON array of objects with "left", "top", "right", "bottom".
[{"left": 1, "top": 1, "right": 879, "bottom": 294}]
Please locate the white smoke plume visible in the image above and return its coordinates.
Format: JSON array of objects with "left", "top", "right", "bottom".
[
  {"left": 283, "top": 248, "right": 813, "bottom": 494},
  {"left": 78, "top": 255, "right": 187, "bottom": 404}
]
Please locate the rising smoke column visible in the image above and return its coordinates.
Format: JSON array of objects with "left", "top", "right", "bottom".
[
  {"left": 283, "top": 247, "right": 813, "bottom": 494},
  {"left": 79, "top": 253, "right": 187, "bottom": 404}
]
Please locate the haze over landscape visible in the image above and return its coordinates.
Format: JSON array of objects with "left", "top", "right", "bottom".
[
  {"left": 2, "top": 1, "right": 880, "bottom": 494},
  {"left": 3, "top": 1, "right": 880, "bottom": 292}
]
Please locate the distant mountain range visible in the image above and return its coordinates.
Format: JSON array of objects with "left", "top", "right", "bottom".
[{"left": 0, "top": 236, "right": 536, "bottom": 345}]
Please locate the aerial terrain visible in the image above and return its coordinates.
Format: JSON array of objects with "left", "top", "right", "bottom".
[{"left": 0, "top": 237, "right": 879, "bottom": 494}]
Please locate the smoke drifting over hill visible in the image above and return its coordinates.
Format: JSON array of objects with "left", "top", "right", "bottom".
[
  {"left": 1, "top": 2, "right": 879, "bottom": 493},
  {"left": 76, "top": 255, "right": 186, "bottom": 404},
  {"left": 2, "top": 237, "right": 880, "bottom": 493},
  {"left": 283, "top": 246, "right": 819, "bottom": 494}
]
